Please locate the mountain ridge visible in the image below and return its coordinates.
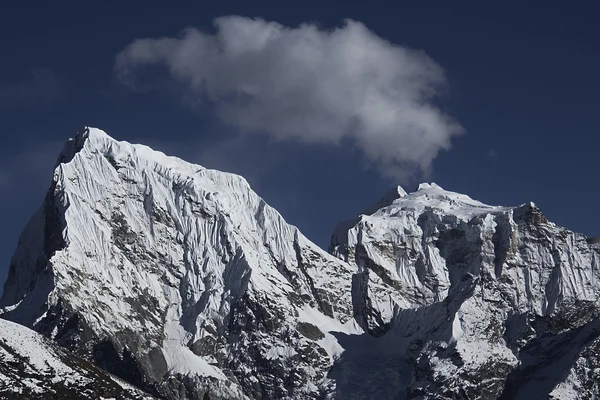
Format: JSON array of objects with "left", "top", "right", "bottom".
[{"left": 1, "top": 127, "right": 600, "bottom": 399}]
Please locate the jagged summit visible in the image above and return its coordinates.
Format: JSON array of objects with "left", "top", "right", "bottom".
[
  {"left": 56, "top": 126, "right": 108, "bottom": 165},
  {"left": 416, "top": 182, "right": 441, "bottom": 190},
  {"left": 56, "top": 127, "right": 212, "bottom": 180},
  {"left": 370, "top": 181, "right": 511, "bottom": 221},
  {"left": 362, "top": 185, "right": 408, "bottom": 215},
  {"left": 363, "top": 181, "right": 512, "bottom": 222}
]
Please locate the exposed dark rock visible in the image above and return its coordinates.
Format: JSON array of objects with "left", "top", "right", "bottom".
[{"left": 296, "top": 322, "right": 325, "bottom": 341}]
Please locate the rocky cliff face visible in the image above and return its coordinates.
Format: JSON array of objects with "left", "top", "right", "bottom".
[
  {"left": 0, "top": 318, "right": 155, "bottom": 399},
  {"left": 2, "top": 127, "right": 600, "bottom": 399},
  {"left": 330, "top": 182, "right": 600, "bottom": 399}
]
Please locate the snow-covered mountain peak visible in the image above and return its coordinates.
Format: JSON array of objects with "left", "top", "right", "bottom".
[
  {"left": 416, "top": 182, "right": 442, "bottom": 190},
  {"left": 365, "top": 182, "right": 510, "bottom": 222},
  {"left": 57, "top": 126, "right": 111, "bottom": 160},
  {"left": 362, "top": 185, "right": 408, "bottom": 215},
  {"left": 329, "top": 180, "right": 600, "bottom": 398},
  {"left": 1, "top": 126, "right": 358, "bottom": 399},
  {"left": 57, "top": 126, "right": 212, "bottom": 181}
]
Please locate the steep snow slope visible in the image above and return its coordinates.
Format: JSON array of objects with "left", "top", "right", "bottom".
[
  {"left": 330, "top": 182, "right": 600, "bottom": 398},
  {"left": 0, "top": 318, "right": 155, "bottom": 399},
  {"left": 331, "top": 183, "right": 511, "bottom": 333},
  {"left": 1, "top": 127, "right": 360, "bottom": 399}
]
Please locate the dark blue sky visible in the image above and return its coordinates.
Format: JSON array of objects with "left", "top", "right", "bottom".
[{"left": 1, "top": 1, "right": 599, "bottom": 289}]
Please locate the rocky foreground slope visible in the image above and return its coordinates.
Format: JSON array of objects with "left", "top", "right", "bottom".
[
  {"left": 1, "top": 127, "right": 600, "bottom": 399},
  {"left": 0, "top": 318, "right": 154, "bottom": 399}
]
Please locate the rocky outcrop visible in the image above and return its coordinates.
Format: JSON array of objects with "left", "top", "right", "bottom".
[{"left": 0, "top": 318, "right": 155, "bottom": 399}]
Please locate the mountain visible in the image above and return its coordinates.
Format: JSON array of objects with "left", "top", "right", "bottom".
[
  {"left": 0, "top": 127, "right": 357, "bottom": 399},
  {"left": 330, "top": 182, "right": 600, "bottom": 399},
  {"left": 1, "top": 127, "right": 600, "bottom": 399},
  {"left": 0, "top": 317, "right": 155, "bottom": 399}
]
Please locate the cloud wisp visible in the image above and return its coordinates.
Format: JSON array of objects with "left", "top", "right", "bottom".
[{"left": 115, "top": 16, "right": 464, "bottom": 180}]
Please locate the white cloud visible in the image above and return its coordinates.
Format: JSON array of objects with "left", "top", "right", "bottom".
[{"left": 115, "top": 16, "right": 464, "bottom": 180}]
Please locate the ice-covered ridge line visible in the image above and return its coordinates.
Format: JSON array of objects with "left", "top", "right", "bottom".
[
  {"left": 366, "top": 182, "right": 512, "bottom": 221},
  {"left": 63, "top": 127, "right": 228, "bottom": 183},
  {"left": 362, "top": 185, "right": 408, "bottom": 216}
]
